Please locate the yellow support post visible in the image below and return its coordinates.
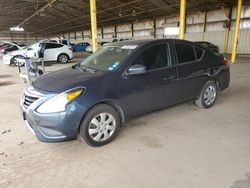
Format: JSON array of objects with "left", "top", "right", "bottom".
[
  {"left": 90, "top": 0, "right": 98, "bottom": 53},
  {"left": 231, "top": 0, "right": 243, "bottom": 63},
  {"left": 179, "top": 0, "right": 186, "bottom": 40}
]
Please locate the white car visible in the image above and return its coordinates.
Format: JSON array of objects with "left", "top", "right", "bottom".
[
  {"left": 0, "top": 42, "right": 25, "bottom": 55},
  {"left": 85, "top": 45, "right": 92, "bottom": 53},
  {"left": 3, "top": 42, "right": 73, "bottom": 66}
]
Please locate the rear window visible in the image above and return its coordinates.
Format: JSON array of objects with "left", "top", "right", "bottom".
[
  {"left": 11, "top": 45, "right": 19, "bottom": 50},
  {"left": 175, "top": 43, "right": 196, "bottom": 64},
  {"left": 61, "top": 40, "right": 68, "bottom": 45}
]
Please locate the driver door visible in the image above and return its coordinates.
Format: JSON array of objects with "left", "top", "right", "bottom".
[{"left": 123, "top": 43, "right": 178, "bottom": 117}]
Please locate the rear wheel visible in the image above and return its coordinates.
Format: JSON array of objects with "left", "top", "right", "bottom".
[
  {"left": 79, "top": 104, "right": 120, "bottom": 147},
  {"left": 57, "top": 54, "right": 69, "bottom": 64},
  {"left": 195, "top": 81, "right": 218, "bottom": 108}
]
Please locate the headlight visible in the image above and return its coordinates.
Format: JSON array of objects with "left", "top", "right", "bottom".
[{"left": 36, "top": 87, "right": 84, "bottom": 114}]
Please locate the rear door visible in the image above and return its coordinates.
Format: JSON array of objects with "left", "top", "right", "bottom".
[
  {"left": 44, "top": 43, "right": 63, "bottom": 61},
  {"left": 123, "top": 42, "right": 178, "bottom": 116},
  {"left": 174, "top": 42, "right": 209, "bottom": 102}
]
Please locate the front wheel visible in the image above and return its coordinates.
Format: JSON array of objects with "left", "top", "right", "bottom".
[
  {"left": 12, "top": 56, "right": 25, "bottom": 66},
  {"left": 195, "top": 81, "right": 218, "bottom": 108},
  {"left": 57, "top": 54, "right": 69, "bottom": 64},
  {"left": 79, "top": 104, "right": 120, "bottom": 147}
]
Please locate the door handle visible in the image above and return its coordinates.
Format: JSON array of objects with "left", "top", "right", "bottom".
[{"left": 163, "top": 75, "right": 175, "bottom": 81}]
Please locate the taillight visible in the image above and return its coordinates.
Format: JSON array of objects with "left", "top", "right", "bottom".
[{"left": 223, "top": 58, "right": 229, "bottom": 65}]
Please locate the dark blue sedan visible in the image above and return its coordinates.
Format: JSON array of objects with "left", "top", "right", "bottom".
[
  {"left": 73, "top": 42, "right": 90, "bottom": 52},
  {"left": 20, "top": 39, "right": 230, "bottom": 147}
]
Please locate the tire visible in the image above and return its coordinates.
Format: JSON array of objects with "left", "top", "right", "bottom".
[
  {"left": 57, "top": 53, "right": 69, "bottom": 64},
  {"left": 195, "top": 80, "right": 218, "bottom": 109},
  {"left": 38, "top": 69, "right": 43, "bottom": 76},
  {"left": 79, "top": 104, "right": 120, "bottom": 147},
  {"left": 12, "top": 56, "right": 25, "bottom": 67}
]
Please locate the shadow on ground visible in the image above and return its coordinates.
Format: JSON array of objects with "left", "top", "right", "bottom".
[{"left": 231, "top": 173, "right": 250, "bottom": 188}]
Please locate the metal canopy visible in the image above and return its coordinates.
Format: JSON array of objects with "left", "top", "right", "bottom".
[{"left": 0, "top": 0, "right": 249, "bottom": 35}]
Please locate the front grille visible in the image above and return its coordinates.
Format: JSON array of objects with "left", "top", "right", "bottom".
[{"left": 23, "top": 94, "right": 39, "bottom": 108}]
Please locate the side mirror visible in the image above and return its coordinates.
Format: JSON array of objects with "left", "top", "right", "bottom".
[{"left": 127, "top": 64, "right": 147, "bottom": 75}]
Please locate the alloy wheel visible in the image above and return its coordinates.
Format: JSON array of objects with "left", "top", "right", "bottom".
[
  {"left": 204, "top": 85, "right": 216, "bottom": 106},
  {"left": 59, "top": 55, "right": 68, "bottom": 63}
]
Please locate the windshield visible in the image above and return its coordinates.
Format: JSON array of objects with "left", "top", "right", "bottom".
[{"left": 79, "top": 46, "right": 135, "bottom": 71}]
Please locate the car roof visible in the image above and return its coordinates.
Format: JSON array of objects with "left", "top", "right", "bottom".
[
  {"left": 106, "top": 38, "right": 196, "bottom": 47},
  {"left": 195, "top": 41, "right": 212, "bottom": 44},
  {"left": 40, "top": 42, "right": 63, "bottom": 44}
]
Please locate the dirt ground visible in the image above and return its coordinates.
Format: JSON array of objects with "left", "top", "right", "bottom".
[{"left": 0, "top": 55, "right": 250, "bottom": 188}]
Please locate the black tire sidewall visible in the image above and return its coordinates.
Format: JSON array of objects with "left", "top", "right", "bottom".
[
  {"left": 79, "top": 104, "right": 120, "bottom": 147},
  {"left": 201, "top": 81, "right": 217, "bottom": 108}
]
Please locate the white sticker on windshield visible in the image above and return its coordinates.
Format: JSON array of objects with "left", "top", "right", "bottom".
[{"left": 121, "top": 45, "right": 137, "bottom": 50}]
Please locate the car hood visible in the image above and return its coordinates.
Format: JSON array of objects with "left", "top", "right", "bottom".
[
  {"left": 32, "top": 67, "right": 105, "bottom": 93},
  {"left": 9, "top": 49, "right": 26, "bottom": 56}
]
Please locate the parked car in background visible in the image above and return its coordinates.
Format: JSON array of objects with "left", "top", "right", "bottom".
[
  {"left": 60, "top": 39, "right": 75, "bottom": 48},
  {"left": 99, "top": 41, "right": 108, "bottom": 46},
  {"left": 20, "top": 39, "right": 230, "bottom": 147},
  {"left": 39, "top": 42, "right": 73, "bottom": 63},
  {"left": 0, "top": 42, "right": 23, "bottom": 54},
  {"left": 73, "top": 42, "right": 90, "bottom": 52},
  {"left": 85, "top": 42, "right": 108, "bottom": 53},
  {"left": 3, "top": 42, "right": 73, "bottom": 66},
  {"left": 85, "top": 45, "right": 93, "bottom": 53},
  {"left": 0, "top": 42, "right": 15, "bottom": 49},
  {"left": 112, "top": 38, "right": 130, "bottom": 43},
  {"left": 1, "top": 43, "right": 25, "bottom": 54},
  {"left": 3, "top": 43, "right": 37, "bottom": 66},
  {"left": 0, "top": 42, "right": 7, "bottom": 47},
  {"left": 0, "top": 43, "right": 12, "bottom": 52},
  {"left": 195, "top": 41, "right": 220, "bottom": 53}
]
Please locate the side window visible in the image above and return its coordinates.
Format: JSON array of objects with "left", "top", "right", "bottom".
[
  {"left": 175, "top": 43, "right": 196, "bottom": 64},
  {"left": 195, "top": 47, "right": 204, "bottom": 60},
  {"left": 13, "top": 46, "right": 18, "bottom": 50},
  {"left": 62, "top": 40, "right": 68, "bottom": 45},
  {"left": 46, "top": 43, "right": 63, "bottom": 49},
  {"left": 133, "top": 44, "right": 171, "bottom": 71}
]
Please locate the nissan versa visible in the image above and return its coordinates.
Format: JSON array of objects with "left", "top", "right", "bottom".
[{"left": 20, "top": 39, "right": 230, "bottom": 147}]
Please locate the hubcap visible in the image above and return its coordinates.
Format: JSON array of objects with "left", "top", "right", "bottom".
[
  {"left": 88, "top": 113, "right": 116, "bottom": 142},
  {"left": 59, "top": 55, "right": 68, "bottom": 63},
  {"left": 204, "top": 85, "right": 216, "bottom": 106}
]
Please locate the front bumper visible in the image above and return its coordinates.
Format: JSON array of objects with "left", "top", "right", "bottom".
[{"left": 20, "top": 86, "right": 88, "bottom": 142}]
